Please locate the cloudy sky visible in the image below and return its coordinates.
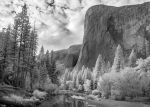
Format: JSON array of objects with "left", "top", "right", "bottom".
[{"left": 0, "top": 0, "right": 150, "bottom": 53}]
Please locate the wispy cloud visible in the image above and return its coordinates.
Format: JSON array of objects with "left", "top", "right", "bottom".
[{"left": 0, "top": 0, "right": 150, "bottom": 53}]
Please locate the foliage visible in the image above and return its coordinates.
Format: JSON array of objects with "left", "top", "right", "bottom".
[
  {"left": 66, "top": 81, "right": 74, "bottom": 90},
  {"left": 33, "top": 90, "right": 47, "bottom": 99},
  {"left": 111, "top": 45, "right": 124, "bottom": 72},
  {"left": 0, "top": 4, "right": 38, "bottom": 90},
  {"left": 83, "top": 79, "right": 91, "bottom": 92},
  {"left": 128, "top": 49, "right": 137, "bottom": 67},
  {"left": 97, "top": 72, "right": 114, "bottom": 98},
  {"left": 39, "top": 63, "right": 48, "bottom": 88},
  {"left": 60, "top": 45, "right": 150, "bottom": 100},
  {"left": 93, "top": 54, "right": 104, "bottom": 78},
  {"left": 111, "top": 68, "right": 142, "bottom": 99},
  {"left": 97, "top": 65, "right": 150, "bottom": 99}
]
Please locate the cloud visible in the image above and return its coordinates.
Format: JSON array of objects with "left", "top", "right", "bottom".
[{"left": 0, "top": 0, "right": 150, "bottom": 53}]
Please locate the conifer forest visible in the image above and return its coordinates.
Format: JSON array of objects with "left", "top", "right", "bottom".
[{"left": 1, "top": 1, "right": 150, "bottom": 107}]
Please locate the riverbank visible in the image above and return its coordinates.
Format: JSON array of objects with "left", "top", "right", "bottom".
[
  {"left": 99, "top": 99, "right": 150, "bottom": 107},
  {"left": 0, "top": 84, "right": 47, "bottom": 107},
  {"left": 1, "top": 86, "right": 150, "bottom": 107},
  {"left": 55, "top": 90, "right": 150, "bottom": 107}
]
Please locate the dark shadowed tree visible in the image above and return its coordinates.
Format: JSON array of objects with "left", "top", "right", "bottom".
[
  {"left": 0, "top": 27, "right": 11, "bottom": 83},
  {"left": 49, "top": 50, "right": 57, "bottom": 83}
]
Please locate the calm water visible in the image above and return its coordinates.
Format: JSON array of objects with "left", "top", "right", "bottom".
[{"left": 39, "top": 95, "right": 100, "bottom": 107}]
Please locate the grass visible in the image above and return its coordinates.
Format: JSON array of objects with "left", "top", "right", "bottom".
[
  {"left": 58, "top": 90, "right": 150, "bottom": 107},
  {"left": 98, "top": 99, "right": 150, "bottom": 107}
]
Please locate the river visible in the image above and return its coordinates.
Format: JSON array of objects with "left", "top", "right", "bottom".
[{"left": 39, "top": 95, "right": 100, "bottom": 107}]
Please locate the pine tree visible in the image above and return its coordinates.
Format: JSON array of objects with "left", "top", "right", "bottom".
[
  {"left": 38, "top": 46, "right": 45, "bottom": 65},
  {"left": 45, "top": 50, "right": 51, "bottom": 72},
  {"left": 128, "top": 49, "right": 137, "bottom": 67},
  {"left": 49, "top": 50, "right": 57, "bottom": 83},
  {"left": 0, "top": 4, "right": 38, "bottom": 88},
  {"left": 145, "top": 40, "right": 150, "bottom": 57},
  {"left": 39, "top": 62, "right": 48, "bottom": 88},
  {"left": 111, "top": 45, "right": 124, "bottom": 72},
  {"left": 0, "top": 26, "right": 13, "bottom": 83},
  {"left": 105, "top": 61, "right": 111, "bottom": 73},
  {"left": 76, "top": 74, "right": 80, "bottom": 89},
  {"left": 11, "top": 18, "right": 19, "bottom": 73},
  {"left": 28, "top": 28, "right": 38, "bottom": 90},
  {"left": 93, "top": 54, "right": 105, "bottom": 79},
  {"left": 3, "top": 27, "right": 11, "bottom": 66},
  {"left": 13, "top": 4, "right": 33, "bottom": 88}
]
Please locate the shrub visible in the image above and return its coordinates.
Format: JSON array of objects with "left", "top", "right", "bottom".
[
  {"left": 98, "top": 67, "right": 143, "bottom": 99},
  {"left": 59, "top": 83, "right": 67, "bottom": 90},
  {"left": 92, "top": 89, "right": 101, "bottom": 97},
  {"left": 33, "top": 90, "right": 47, "bottom": 99},
  {"left": 112, "top": 68, "right": 142, "bottom": 99},
  {"left": 140, "top": 71, "right": 150, "bottom": 97},
  {"left": 83, "top": 79, "right": 91, "bottom": 92},
  {"left": 78, "top": 84, "right": 84, "bottom": 92},
  {"left": 97, "top": 73, "right": 114, "bottom": 98},
  {"left": 66, "top": 81, "right": 74, "bottom": 90}
]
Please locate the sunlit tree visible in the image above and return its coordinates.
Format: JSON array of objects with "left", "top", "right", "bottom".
[
  {"left": 111, "top": 45, "right": 124, "bottom": 72},
  {"left": 128, "top": 49, "right": 137, "bottom": 67}
]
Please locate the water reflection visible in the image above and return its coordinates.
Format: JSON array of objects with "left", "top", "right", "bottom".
[{"left": 39, "top": 95, "right": 100, "bottom": 107}]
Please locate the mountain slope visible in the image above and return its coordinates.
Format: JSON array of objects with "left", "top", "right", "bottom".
[
  {"left": 54, "top": 44, "right": 81, "bottom": 68},
  {"left": 76, "top": 2, "right": 150, "bottom": 69}
]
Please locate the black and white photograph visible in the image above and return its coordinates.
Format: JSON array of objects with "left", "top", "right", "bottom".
[{"left": 1, "top": 0, "right": 150, "bottom": 107}]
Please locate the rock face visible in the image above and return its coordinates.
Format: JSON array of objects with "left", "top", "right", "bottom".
[
  {"left": 64, "top": 45, "right": 81, "bottom": 68},
  {"left": 54, "top": 44, "right": 81, "bottom": 68},
  {"left": 76, "top": 2, "right": 150, "bottom": 69}
]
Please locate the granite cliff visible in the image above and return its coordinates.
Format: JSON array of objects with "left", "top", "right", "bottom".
[
  {"left": 54, "top": 44, "right": 81, "bottom": 68},
  {"left": 76, "top": 2, "right": 150, "bottom": 69}
]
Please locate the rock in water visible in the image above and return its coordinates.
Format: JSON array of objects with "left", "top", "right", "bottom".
[{"left": 76, "top": 2, "right": 150, "bottom": 69}]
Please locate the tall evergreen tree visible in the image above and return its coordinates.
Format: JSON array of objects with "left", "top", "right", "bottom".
[
  {"left": 11, "top": 18, "right": 19, "bottom": 74},
  {"left": 111, "top": 45, "right": 124, "bottom": 72},
  {"left": 4, "top": 27, "right": 11, "bottom": 65},
  {"left": 0, "top": 4, "right": 38, "bottom": 88},
  {"left": 93, "top": 54, "right": 105, "bottom": 78},
  {"left": 39, "top": 62, "right": 48, "bottom": 88},
  {"left": 13, "top": 4, "right": 35, "bottom": 88},
  {"left": 145, "top": 40, "right": 150, "bottom": 57},
  {"left": 93, "top": 54, "right": 105, "bottom": 89},
  {"left": 38, "top": 46, "right": 45, "bottom": 65},
  {"left": 128, "top": 49, "right": 137, "bottom": 67},
  {"left": 14, "top": 4, "right": 26, "bottom": 87},
  {"left": 49, "top": 50, "right": 57, "bottom": 83},
  {"left": 28, "top": 26, "right": 38, "bottom": 89},
  {"left": 105, "top": 61, "right": 111, "bottom": 73},
  {"left": 45, "top": 50, "right": 51, "bottom": 73},
  {"left": 0, "top": 27, "right": 11, "bottom": 83}
]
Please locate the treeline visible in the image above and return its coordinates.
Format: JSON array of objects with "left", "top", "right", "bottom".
[
  {"left": 36, "top": 46, "right": 59, "bottom": 90},
  {"left": 61, "top": 44, "right": 150, "bottom": 100},
  {"left": 0, "top": 4, "right": 59, "bottom": 91},
  {"left": 0, "top": 4, "right": 38, "bottom": 89}
]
